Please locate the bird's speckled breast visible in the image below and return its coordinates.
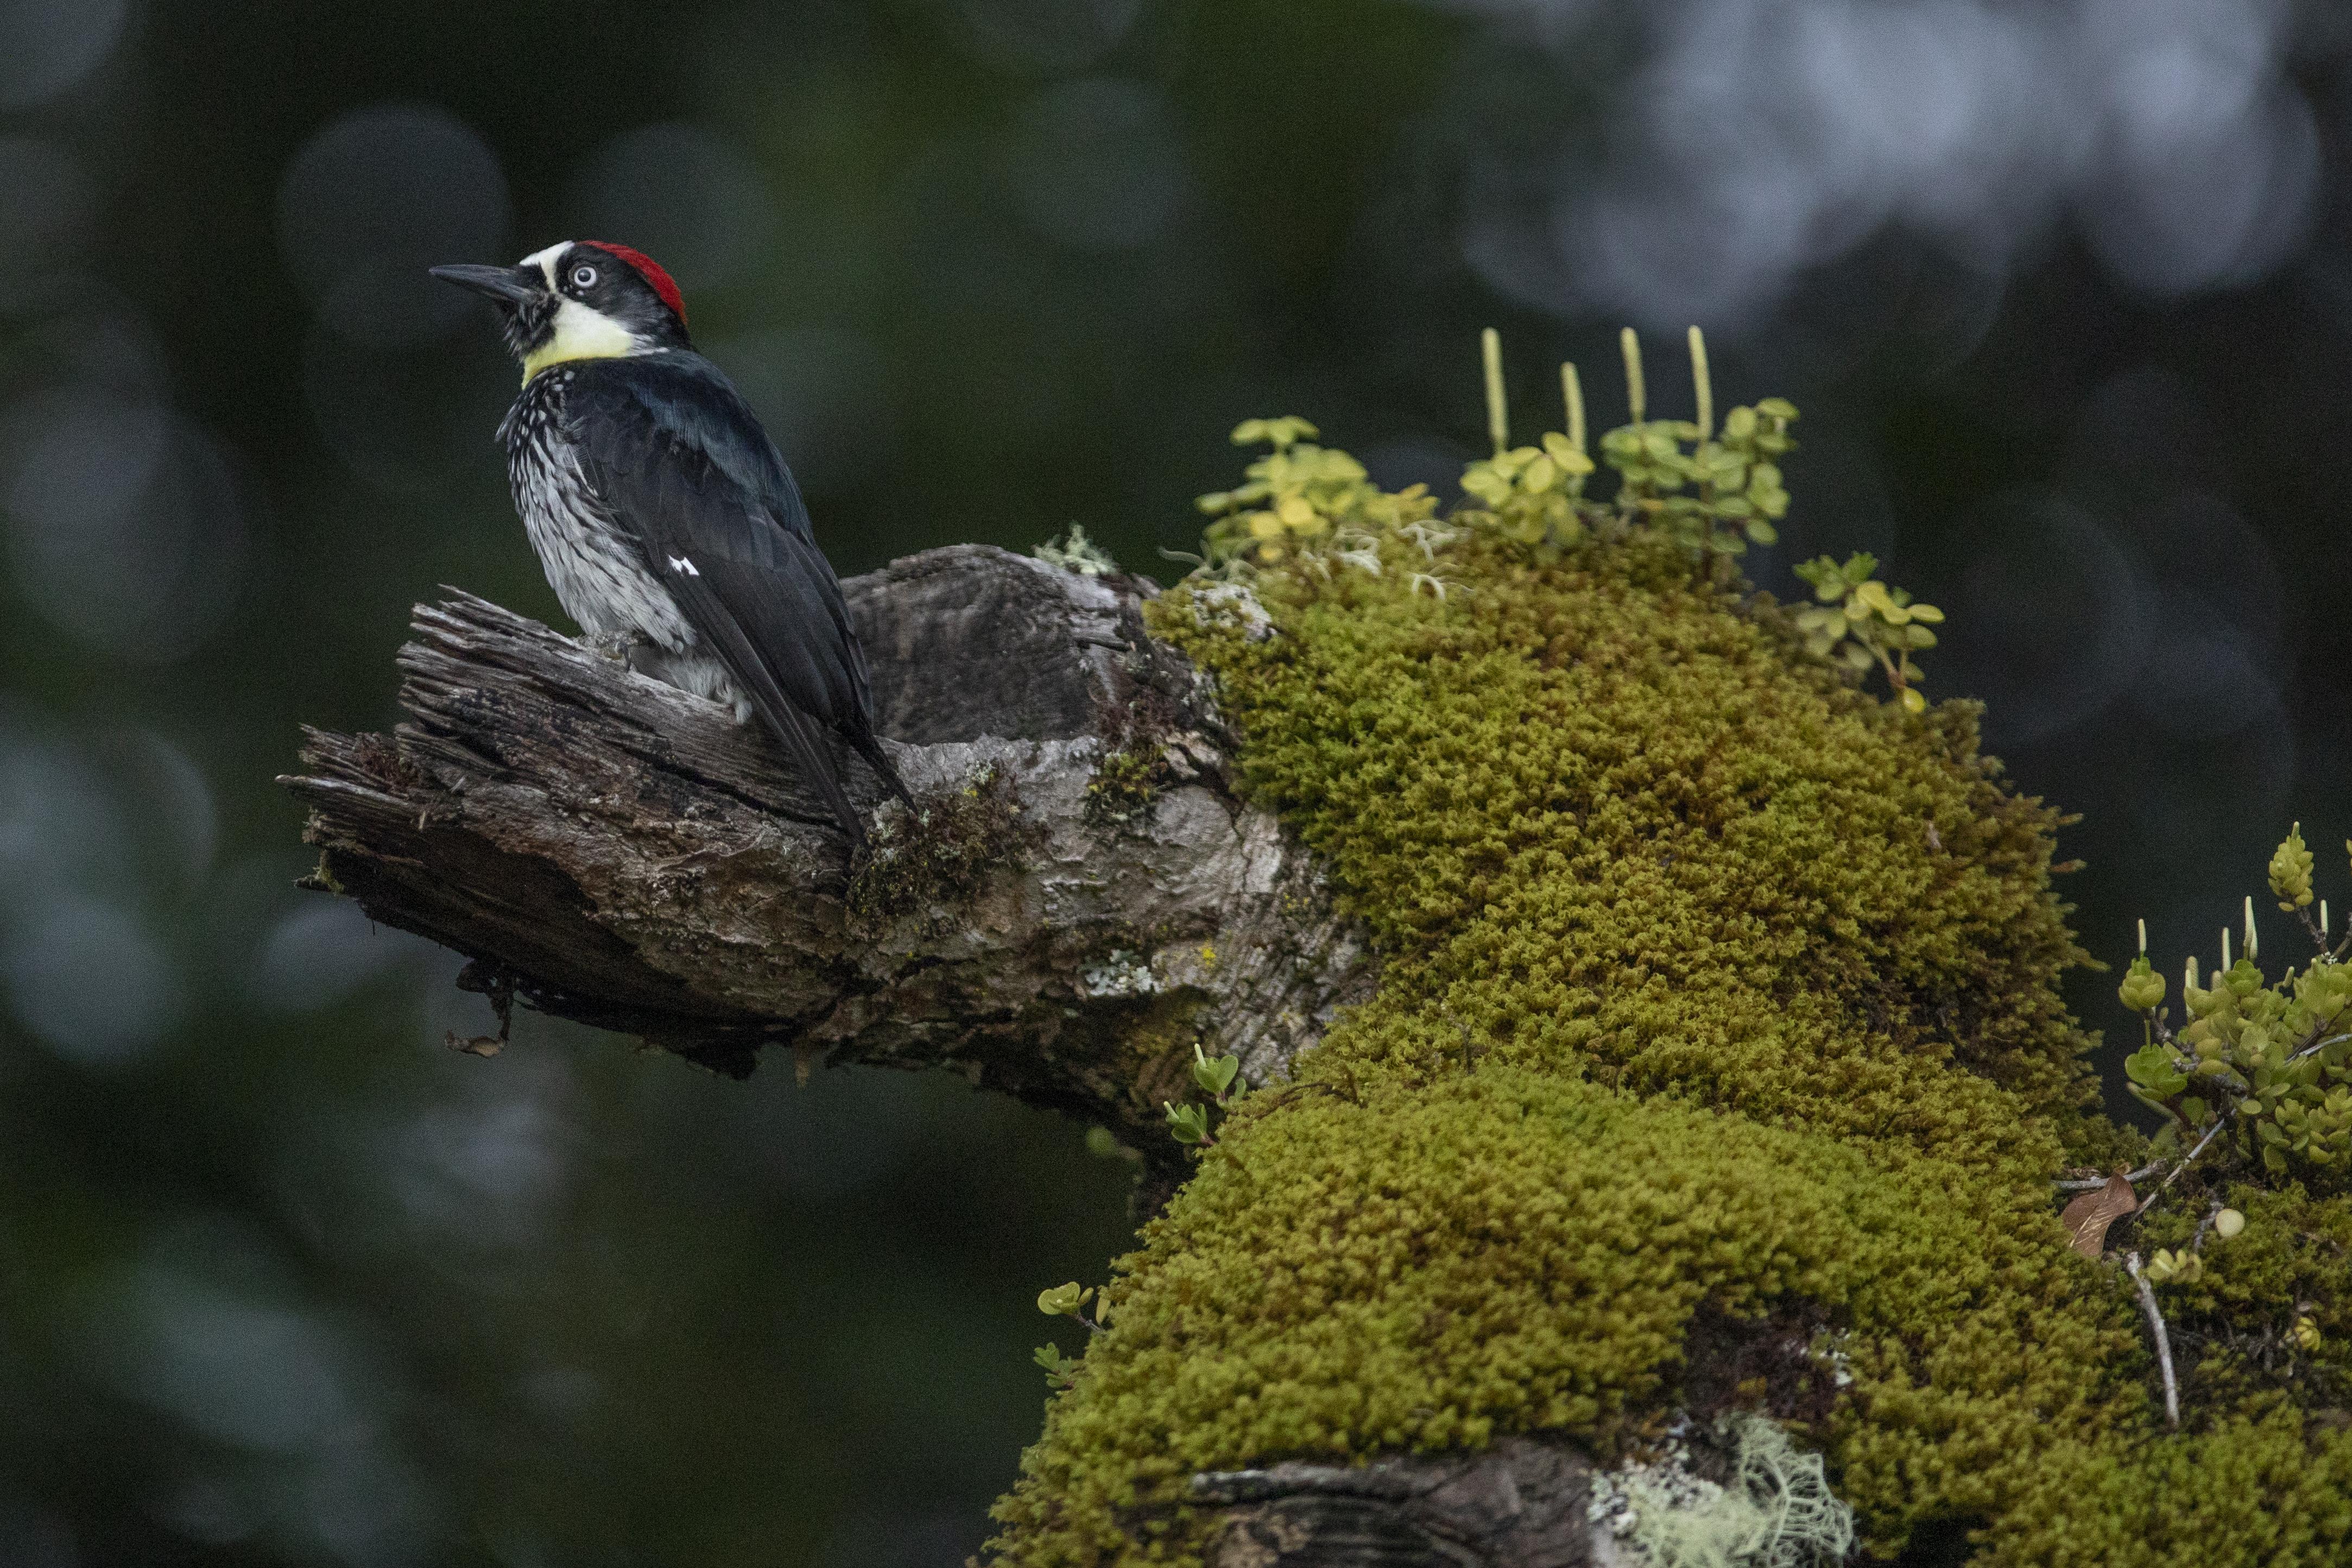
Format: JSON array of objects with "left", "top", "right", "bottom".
[
  {"left": 501, "top": 368, "right": 692, "bottom": 648},
  {"left": 498, "top": 369, "right": 744, "bottom": 711}
]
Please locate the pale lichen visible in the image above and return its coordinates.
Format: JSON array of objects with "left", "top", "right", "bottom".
[
  {"left": 1589, "top": 1413, "right": 1855, "bottom": 1568},
  {"left": 1078, "top": 949, "right": 1160, "bottom": 1002},
  {"left": 1033, "top": 524, "right": 1120, "bottom": 578},
  {"left": 1186, "top": 581, "right": 1273, "bottom": 642}
]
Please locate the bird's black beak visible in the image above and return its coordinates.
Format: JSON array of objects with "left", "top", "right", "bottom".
[{"left": 428, "top": 263, "right": 545, "bottom": 307}]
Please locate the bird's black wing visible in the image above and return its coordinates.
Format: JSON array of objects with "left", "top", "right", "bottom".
[{"left": 559, "top": 353, "right": 893, "bottom": 838}]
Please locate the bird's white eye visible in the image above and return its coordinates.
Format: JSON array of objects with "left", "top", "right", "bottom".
[{"left": 570, "top": 263, "right": 598, "bottom": 288}]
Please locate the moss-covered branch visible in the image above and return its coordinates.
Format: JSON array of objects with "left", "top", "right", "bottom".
[
  {"left": 287, "top": 343, "right": 2352, "bottom": 1566},
  {"left": 990, "top": 366, "right": 2352, "bottom": 1566}
]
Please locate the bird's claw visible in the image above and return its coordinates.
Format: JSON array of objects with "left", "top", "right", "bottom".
[{"left": 586, "top": 631, "right": 639, "bottom": 664}]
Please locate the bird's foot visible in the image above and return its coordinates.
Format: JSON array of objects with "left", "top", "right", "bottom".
[{"left": 585, "top": 630, "right": 642, "bottom": 665}]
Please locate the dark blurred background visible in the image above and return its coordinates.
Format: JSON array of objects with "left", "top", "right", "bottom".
[{"left": 4, "top": 1, "right": 2351, "bottom": 1562}]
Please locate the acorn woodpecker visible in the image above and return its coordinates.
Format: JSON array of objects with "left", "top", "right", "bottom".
[{"left": 429, "top": 241, "right": 909, "bottom": 843}]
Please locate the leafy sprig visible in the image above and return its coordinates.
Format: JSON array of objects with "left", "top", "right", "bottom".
[
  {"left": 1596, "top": 330, "right": 1795, "bottom": 560},
  {"left": 2117, "top": 833, "right": 2352, "bottom": 1188},
  {"left": 1188, "top": 328, "right": 1942, "bottom": 717},
  {"left": 1194, "top": 419, "right": 1435, "bottom": 572},
  {"left": 1034, "top": 1280, "right": 1114, "bottom": 1391},
  {"left": 1165, "top": 1042, "right": 1244, "bottom": 1148},
  {"left": 1790, "top": 553, "right": 1945, "bottom": 713}
]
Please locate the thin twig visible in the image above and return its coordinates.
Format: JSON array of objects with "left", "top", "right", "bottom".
[
  {"left": 2155, "top": 1118, "right": 2232, "bottom": 1199},
  {"left": 2190, "top": 1199, "right": 2225, "bottom": 1254},
  {"left": 2297, "top": 905, "right": 2328, "bottom": 953},
  {"left": 2056, "top": 1161, "right": 2165, "bottom": 1192},
  {"left": 2125, "top": 1251, "right": 2180, "bottom": 1430}
]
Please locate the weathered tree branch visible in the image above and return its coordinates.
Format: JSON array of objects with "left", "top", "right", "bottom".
[
  {"left": 281, "top": 545, "right": 1374, "bottom": 1181},
  {"left": 1194, "top": 1442, "right": 1611, "bottom": 1567}
]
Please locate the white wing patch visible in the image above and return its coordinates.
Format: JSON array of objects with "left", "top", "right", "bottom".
[{"left": 668, "top": 555, "right": 700, "bottom": 577}]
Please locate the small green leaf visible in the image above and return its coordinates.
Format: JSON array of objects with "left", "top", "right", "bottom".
[
  {"left": 1460, "top": 466, "right": 1510, "bottom": 507},
  {"left": 1165, "top": 1101, "right": 1211, "bottom": 1144},
  {"left": 2125, "top": 1043, "right": 2189, "bottom": 1096},
  {"left": 1037, "top": 1282, "right": 1090, "bottom": 1317},
  {"left": 1192, "top": 1044, "right": 1241, "bottom": 1097}
]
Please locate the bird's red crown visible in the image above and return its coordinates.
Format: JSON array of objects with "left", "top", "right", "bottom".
[{"left": 580, "top": 242, "right": 687, "bottom": 327}]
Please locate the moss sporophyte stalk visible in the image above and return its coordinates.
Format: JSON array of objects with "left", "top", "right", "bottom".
[{"left": 994, "top": 334, "right": 2352, "bottom": 1567}]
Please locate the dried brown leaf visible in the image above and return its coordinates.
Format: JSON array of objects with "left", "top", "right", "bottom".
[{"left": 2062, "top": 1173, "right": 2138, "bottom": 1258}]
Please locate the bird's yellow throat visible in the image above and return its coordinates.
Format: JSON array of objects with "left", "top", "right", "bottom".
[{"left": 521, "top": 300, "right": 643, "bottom": 383}]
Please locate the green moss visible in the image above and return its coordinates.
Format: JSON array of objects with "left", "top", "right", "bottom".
[
  {"left": 846, "top": 762, "right": 1036, "bottom": 938},
  {"left": 1176, "top": 533, "right": 2107, "bottom": 1171},
  {"left": 987, "top": 527, "right": 2345, "bottom": 1565},
  {"left": 2128, "top": 1180, "right": 2352, "bottom": 1411},
  {"left": 998, "top": 1068, "right": 2154, "bottom": 1563},
  {"left": 1084, "top": 744, "right": 1160, "bottom": 827}
]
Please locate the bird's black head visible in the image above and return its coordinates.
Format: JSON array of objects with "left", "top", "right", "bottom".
[{"left": 431, "top": 242, "right": 690, "bottom": 380}]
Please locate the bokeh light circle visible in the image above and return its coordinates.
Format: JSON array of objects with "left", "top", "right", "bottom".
[
  {"left": 566, "top": 123, "right": 778, "bottom": 293},
  {"left": 1003, "top": 77, "right": 1187, "bottom": 252},
  {"left": 0, "top": 390, "right": 246, "bottom": 661},
  {"left": 2, "top": 891, "right": 184, "bottom": 1067},
  {"left": 0, "top": 0, "right": 129, "bottom": 108},
  {"left": 277, "top": 103, "right": 512, "bottom": 349}
]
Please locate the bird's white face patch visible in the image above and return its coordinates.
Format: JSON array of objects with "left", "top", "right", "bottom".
[
  {"left": 667, "top": 555, "right": 700, "bottom": 577},
  {"left": 519, "top": 241, "right": 570, "bottom": 289},
  {"left": 517, "top": 242, "right": 656, "bottom": 383}
]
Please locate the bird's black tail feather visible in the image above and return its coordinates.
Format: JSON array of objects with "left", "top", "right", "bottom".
[
  {"left": 852, "top": 735, "right": 915, "bottom": 810},
  {"left": 747, "top": 692, "right": 868, "bottom": 845}
]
